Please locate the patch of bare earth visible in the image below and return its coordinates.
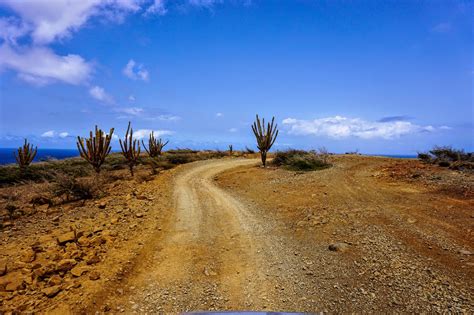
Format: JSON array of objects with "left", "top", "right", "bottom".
[
  {"left": 215, "top": 155, "right": 473, "bottom": 312},
  {"left": 1, "top": 155, "right": 472, "bottom": 313},
  {"left": 0, "top": 165, "right": 175, "bottom": 313}
]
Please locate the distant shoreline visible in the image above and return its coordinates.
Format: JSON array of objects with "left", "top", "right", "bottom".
[{"left": 0, "top": 147, "right": 417, "bottom": 165}]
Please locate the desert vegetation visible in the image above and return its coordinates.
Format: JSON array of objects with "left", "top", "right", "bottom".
[
  {"left": 14, "top": 139, "right": 37, "bottom": 171},
  {"left": 418, "top": 145, "right": 473, "bottom": 171},
  {"left": 119, "top": 122, "right": 141, "bottom": 176},
  {"left": 251, "top": 114, "right": 279, "bottom": 167},
  {"left": 271, "top": 149, "right": 331, "bottom": 171},
  {"left": 76, "top": 125, "right": 114, "bottom": 174},
  {"left": 142, "top": 131, "right": 168, "bottom": 158}
]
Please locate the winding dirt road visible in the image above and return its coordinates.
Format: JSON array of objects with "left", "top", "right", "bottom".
[{"left": 96, "top": 157, "right": 473, "bottom": 313}]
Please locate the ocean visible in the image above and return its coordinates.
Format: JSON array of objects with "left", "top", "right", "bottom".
[
  {"left": 0, "top": 147, "right": 418, "bottom": 166},
  {"left": 0, "top": 148, "right": 79, "bottom": 165}
]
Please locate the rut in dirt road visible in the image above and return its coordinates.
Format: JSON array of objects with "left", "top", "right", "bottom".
[{"left": 105, "top": 158, "right": 295, "bottom": 313}]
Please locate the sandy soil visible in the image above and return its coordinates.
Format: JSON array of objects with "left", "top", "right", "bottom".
[
  {"left": 1, "top": 155, "right": 472, "bottom": 313},
  {"left": 93, "top": 155, "right": 473, "bottom": 313}
]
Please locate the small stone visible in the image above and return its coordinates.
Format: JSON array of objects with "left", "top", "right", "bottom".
[
  {"left": 42, "top": 285, "right": 62, "bottom": 298},
  {"left": 203, "top": 267, "right": 217, "bottom": 276},
  {"left": 21, "top": 249, "right": 36, "bottom": 263},
  {"left": 135, "top": 213, "right": 144, "bottom": 218},
  {"left": 52, "top": 215, "right": 60, "bottom": 222},
  {"left": 77, "top": 236, "right": 90, "bottom": 247},
  {"left": 48, "top": 275, "right": 63, "bottom": 286},
  {"left": 98, "top": 202, "right": 107, "bottom": 209},
  {"left": 89, "top": 270, "right": 101, "bottom": 280},
  {"left": 57, "top": 231, "right": 76, "bottom": 245},
  {"left": 459, "top": 249, "right": 472, "bottom": 255},
  {"left": 86, "top": 254, "right": 101, "bottom": 265},
  {"left": 5, "top": 277, "right": 25, "bottom": 292},
  {"left": 71, "top": 266, "right": 90, "bottom": 277},
  {"left": 328, "top": 242, "right": 350, "bottom": 252},
  {"left": 56, "top": 259, "right": 77, "bottom": 272},
  {"left": 0, "top": 261, "right": 6, "bottom": 276}
]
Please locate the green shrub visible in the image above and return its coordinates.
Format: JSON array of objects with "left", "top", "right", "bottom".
[
  {"left": 418, "top": 146, "right": 473, "bottom": 164},
  {"left": 165, "top": 153, "right": 198, "bottom": 165},
  {"left": 271, "top": 149, "right": 331, "bottom": 171}
]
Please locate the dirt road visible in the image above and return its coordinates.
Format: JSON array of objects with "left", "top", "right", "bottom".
[{"left": 97, "top": 157, "right": 473, "bottom": 313}]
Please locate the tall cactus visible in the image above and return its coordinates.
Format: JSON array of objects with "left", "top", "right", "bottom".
[
  {"left": 14, "top": 139, "right": 37, "bottom": 170},
  {"left": 228, "top": 144, "right": 233, "bottom": 156},
  {"left": 251, "top": 114, "right": 279, "bottom": 167},
  {"left": 119, "top": 122, "right": 141, "bottom": 176},
  {"left": 77, "top": 125, "right": 114, "bottom": 173},
  {"left": 141, "top": 131, "right": 168, "bottom": 158}
]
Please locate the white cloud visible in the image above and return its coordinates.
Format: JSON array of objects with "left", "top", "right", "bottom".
[
  {"left": 228, "top": 128, "right": 238, "bottom": 132},
  {"left": 0, "top": 17, "right": 30, "bottom": 44},
  {"left": 188, "top": 0, "right": 223, "bottom": 7},
  {"left": 0, "top": 0, "right": 142, "bottom": 44},
  {"left": 0, "top": 44, "right": 92, "bottom": 85},
  {"left": 123, "top": 59, "right": 149, "bottom": 81},
  {"left": 133, "top": 129, "right": 174, "bottom": 140},
  {"left": 41, "top": 130, "right": 70, "bottom": 138},
  {"left": 89, "top": 85, "right": 114, "bottom": 103},
  {"left": 145, "top": 0, "right": 167, "bottom": 15},
  {"left": 216, "top": 112, "right": 223, "bottom": 117},
  {"left": 116, "top": 107, "right": 144, "bottom": 116},
  {"left": 282, "top": 116, "right": 438, "bottom": 140},
  {"left": 128, "top": 94, "right": 136, "bottom": 102},
  {"left": 155, "top": 114, "right": 181, "bottom": 121},
  {"left": 41, "top": 130, "right": 56, "bottom": 138}
]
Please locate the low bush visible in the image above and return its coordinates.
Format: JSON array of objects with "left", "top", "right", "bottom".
[
  {"left": 165, "top": 153, "right": 199, "bottom": 165},
  {"left": 271, "top": 149, "right": 331, "bottom": 171},
  {"left": 418, "top": 146, "right": 473, "bottom": 165},
  {"left": 166, "top": 148, "right": 198, "bottom": 154},
  {"left": 50, "top": 173, "right": 100, "bottom": 202}
]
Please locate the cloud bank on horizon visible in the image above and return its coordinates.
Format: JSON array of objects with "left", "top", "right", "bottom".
[{"left": 0, "top": 0, "right": 472, "bottom": 153}]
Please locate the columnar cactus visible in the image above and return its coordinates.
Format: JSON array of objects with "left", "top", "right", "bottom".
[
  {"left": 142, "top": 131, "right": 168, "bottom": 158},
  {"left": 251, "top": 115, "right": 279, "bottom": 167},
  {"left": 228, "top": 144, "right": 233, "bottom": 156},
  {"left": 77, "top": 125, "right": 114, "bottom": 173},
  {"left": 14, "top": 139, "right": 37, "bottom": 170},
  {"left": 119, "top": 122, "right": 141, "bottom": 176}
]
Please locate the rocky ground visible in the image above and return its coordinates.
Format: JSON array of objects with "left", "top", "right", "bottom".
[
  {"left": 0, "top": 164, "right": 176, "bottom": 313},
  {"left": 0, "top": 155, "right": 472, "bottom": 313}
]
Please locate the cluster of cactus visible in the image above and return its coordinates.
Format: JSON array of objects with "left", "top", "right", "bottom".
[
  {"left": 119, "top": 122, "right": 141, "bottom": 176},
  {"left": 14, "top": 139, "right": 37, "bottom": 170},
  {"left": 76, "top": 126, "right": 114, "bottom": 173},
  {"left": 251, "top": 114, "right": 279, "bottom": 167},
  {"left": 142, "top": 131, "right": 168, "bottom": 158}
]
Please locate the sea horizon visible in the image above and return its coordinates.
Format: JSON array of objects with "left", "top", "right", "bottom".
[{"left": 0, "top": 147, "right": 419, "bottom": 165}]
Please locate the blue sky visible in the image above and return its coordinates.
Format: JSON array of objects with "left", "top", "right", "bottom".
[{"left": 0, "top": 0, "right": 472, "bottom": 154}]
